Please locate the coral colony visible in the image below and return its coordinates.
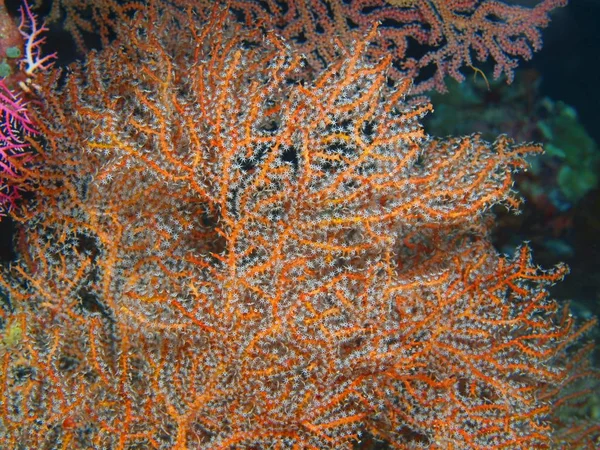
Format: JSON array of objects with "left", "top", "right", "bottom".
[{"left": 0, "top": 1, "right": 598, "bottom": 448}]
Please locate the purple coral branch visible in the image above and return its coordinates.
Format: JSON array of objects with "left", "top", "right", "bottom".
[{"left": 0, "top": 79, "right": 36, "bottom": 216}]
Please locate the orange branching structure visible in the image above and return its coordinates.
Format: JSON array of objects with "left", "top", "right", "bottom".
[
  {"left": 0, "top": 1, "right": 598, "bottom": 449},
  {"left": 217, "top": 0, "right": 567, "bottom": 93},
  {"left": 31, "top": 0, "right": 145, "bottom": 53}
]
